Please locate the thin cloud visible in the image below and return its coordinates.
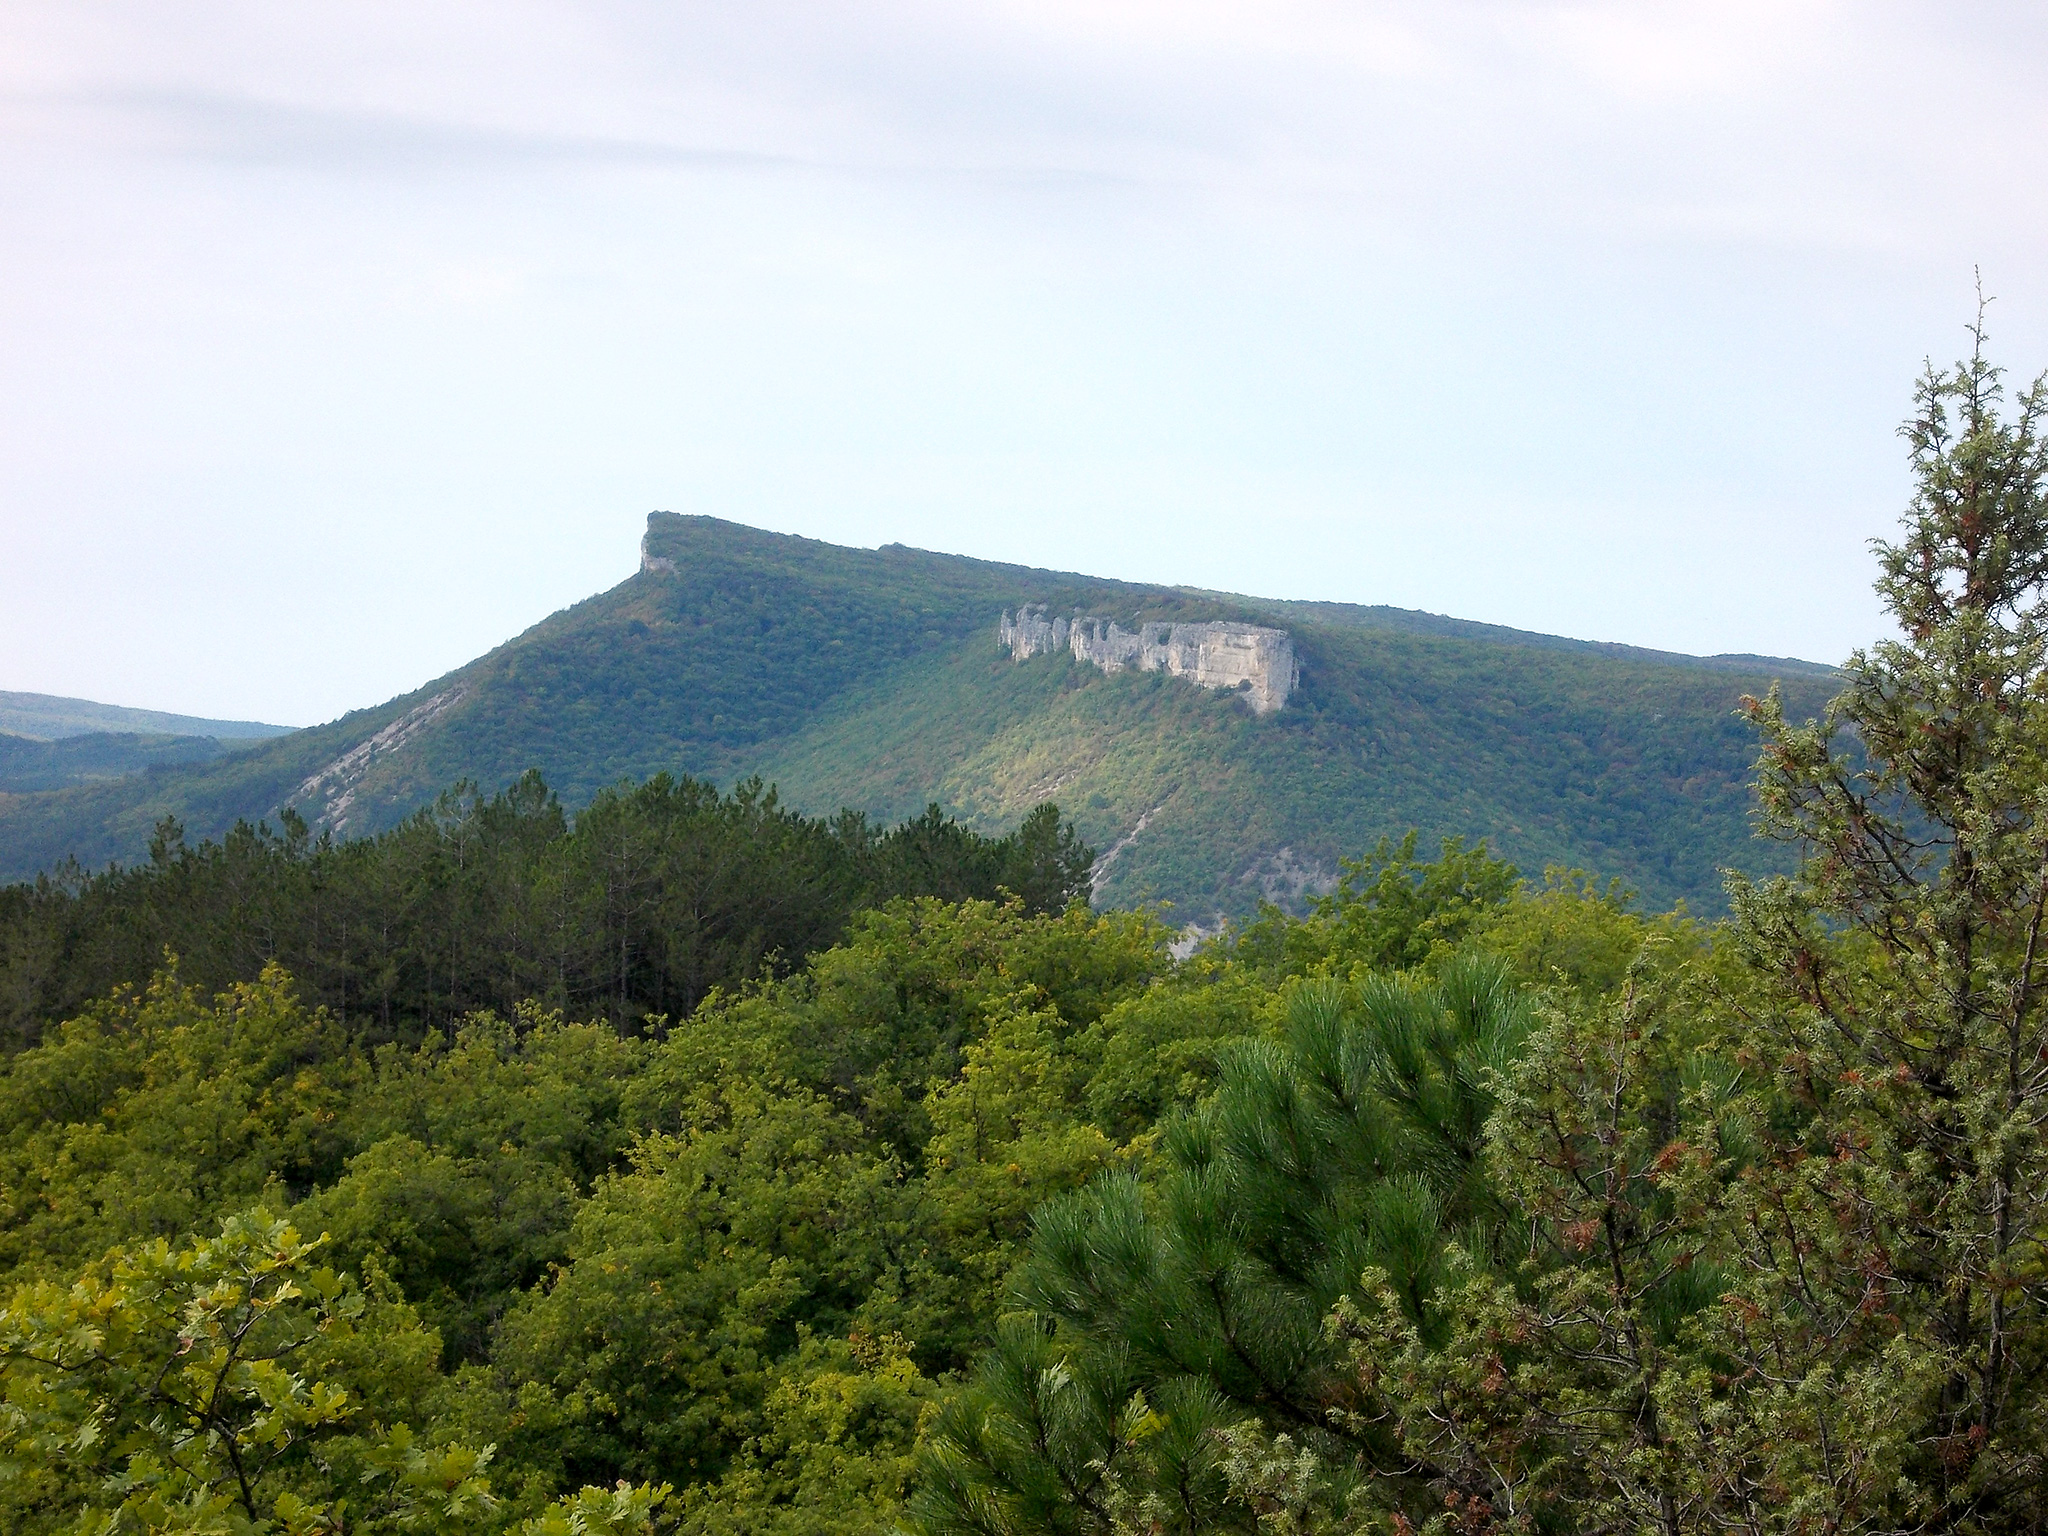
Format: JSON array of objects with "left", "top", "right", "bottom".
[{"left": 2, "top": 85, "right": 1167, "bottom": 191}]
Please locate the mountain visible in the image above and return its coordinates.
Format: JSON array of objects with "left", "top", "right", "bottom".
[
  {"left": 0, "top": 691, "right": 296, "bottom": 741},
  {"left": 0, "top": 514, "right": 1838, "bottom": 915}
]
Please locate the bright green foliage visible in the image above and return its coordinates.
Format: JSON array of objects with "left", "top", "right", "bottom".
[
  {"left": 481, "top": 895, "right": 1184, "bottom": 1505},
  {"left": 0, "top": 836, "right": 1697, "bottom": 1532},
  {"left": 0, "top": 1210, "right": 476, "bottom": 1533},
  {"left": 0, "top": 971, "right": 654, "bottom": 1366},
  {"left": 1075, "top": 951, "right": 1268, "bottom": 1143},
  {"left": 1268, "top": 834, "right": 1522, "bottom": 977},
  {"left": 0, "top": 886, "right": 1213, "bottom": 1527},
  {"left": 670, "top": 1330, "right": 934, "bottom": 1535},
  {"left": 487, "top": 1075, "right": 901, "bottom": 1487},
  {"left": 521, "top": 1481, "right": 673, "bottom": 1536},
  {"left": 301, "top": 1006, "right": 651, "bottom": 1363},
  {"left": 918, "top": 998, "right": 1121, "bottom": 1309},
  {"left": 0, "top": 1210, "right": 693, "bottom": 1535},
  {"left": 0, "top": 965, "right": 360, "bottom": 1279},
  {"left": 1473, "top": 866, "right": 1703, "bottom": 1003}
]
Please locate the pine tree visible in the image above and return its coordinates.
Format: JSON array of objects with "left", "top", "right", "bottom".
[{"left": 905, "top": 958, "right": 1534, "bottom": 1535}]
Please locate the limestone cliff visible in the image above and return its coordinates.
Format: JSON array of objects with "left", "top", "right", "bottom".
[
  {"left": 998, "top": 605, "right": 1070, "bottom": 660},
  {"left": 999, "top": 605, "right": 1297, "bottom": 714},
  {"left": 640, "top": 528, "right": 678, "bottom": 574}
]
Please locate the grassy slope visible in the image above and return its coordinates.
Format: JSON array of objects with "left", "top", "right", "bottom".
[
  {"left": 753, "top": 623, "right": 1834, "bottom": 918},
  {"left": 0, "top": 515, "right": 1838, "bottom": 909}
]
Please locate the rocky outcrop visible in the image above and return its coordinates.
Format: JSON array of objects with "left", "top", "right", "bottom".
[
  {"left": 287, "top": 686, "right": 469, "bottom": 833},
  {"left": 640, "top": 528, "right": 677, "bottom": 575},
  {"left": 997, "top": 606, "right": 1069, "bottom": 659},
  {"left": 999, "top": 605, "right": 1298, "bottom": 714}
]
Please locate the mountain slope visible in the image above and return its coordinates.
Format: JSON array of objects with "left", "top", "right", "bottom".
[{"left": 0, "top": 514, "right": 1836, "bottom": 912}]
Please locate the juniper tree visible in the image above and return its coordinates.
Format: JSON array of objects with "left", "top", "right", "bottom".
[
  {"left": 1717, "top": 314, "right": 2048, "bottom": 1526},
  {"left": 1363, "top": 317, "right": 2048, "bottom": 1534}
]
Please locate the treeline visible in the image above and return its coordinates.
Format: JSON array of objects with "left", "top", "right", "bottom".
[{"left": 0, "top": 770, "right": 1092, "bottom": 1048}]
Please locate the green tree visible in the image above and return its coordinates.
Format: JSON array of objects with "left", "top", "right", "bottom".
[
  {"left": 486, "top": 1074, "right": 903, "bottom": 1491},
  {"left": 907, "top": 959, "right": 1535, "bottom": 1534},
  {"left": 1231, "top": 834, "right": 1520, "bottom": 982},
  {"left": 0, "top": 1210, "right": 679, "bottom": 1535},
  {"left": 0, "top": 965, "right": 360, "bottom": 1280},
  {"left": 0, "top": 773, "right": 1092, "bottom": 1050},
  {"left": 1712, "top": 314, "right": 2048, "bottom": 1525},
  {"left": 0, "top": 1210, "right": 487, "bottom": 1533}
]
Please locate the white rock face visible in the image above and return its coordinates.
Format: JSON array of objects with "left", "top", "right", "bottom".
[
  {"left": 998, "top": 606, "right": 1070, "bottom": 659},
  {"left": 999, "top": 605, "right": 1298, "bottom": 714},
  {"left": 640, "top": 529, "right": 677, "bottom": 574}
]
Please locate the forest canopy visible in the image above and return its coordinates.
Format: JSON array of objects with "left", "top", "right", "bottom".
[
  {"left": 0, "top": 773, "right": 1093, "bottom": 1049},
  {"left": 1, "top": 331, "right": 2046, "bottom": 1534}
]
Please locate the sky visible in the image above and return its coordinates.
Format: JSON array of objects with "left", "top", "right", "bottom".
[{"left": 3, "top": 2, "right": 2046, "bottom": 728}]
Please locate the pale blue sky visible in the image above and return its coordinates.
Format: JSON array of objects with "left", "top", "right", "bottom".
[{"left": 3, "top": 2, "right": 2045, "bottom": 727}]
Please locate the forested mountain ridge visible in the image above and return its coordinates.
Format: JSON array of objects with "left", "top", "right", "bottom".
[{"left": 0, "top": 513, "right": 1834, "bottom": 911}]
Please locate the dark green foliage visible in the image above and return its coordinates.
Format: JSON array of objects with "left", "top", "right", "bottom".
[
  {"left": 912, "top": 1318, "right": 1242, "bottom": 1536},
  {"left": 0, "top": 771, "right": 1091, "bottom": 1049}
]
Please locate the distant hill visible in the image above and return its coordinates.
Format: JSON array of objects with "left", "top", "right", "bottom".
[
  {"left": 0, "top": 515, "right": 1838, "bottom": 914},
  {"left": 0, "top": 731, "right": 241, "bottom": 794},
  {"left": 0, "top": 691, "right": 296, "bottom": 742}
]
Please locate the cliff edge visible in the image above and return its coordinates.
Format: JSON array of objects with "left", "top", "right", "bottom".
[{"left": 999, "top": 605, "right": 1297, "bottom": 714}]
